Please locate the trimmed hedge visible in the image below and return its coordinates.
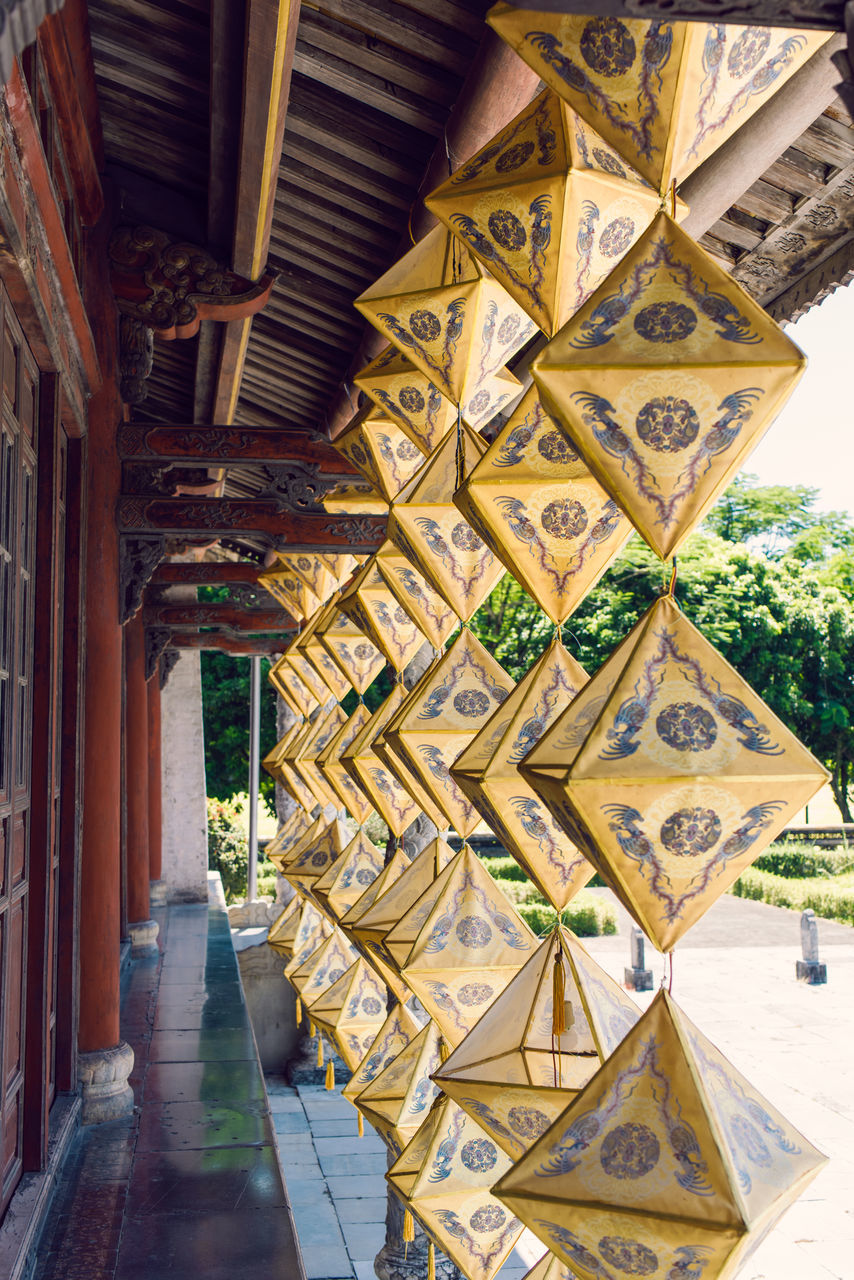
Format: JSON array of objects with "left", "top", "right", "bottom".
[
  {"left": 751, "top": 840, "right": 852, "bottom": 879},
  {"left": 732, "top": 868, "right": 854, "bottom": 927},
  {"left": 518, "top": 892, "right": 617, "bottom": 938},
  {"left": 482, "top": 852, "right": 606, "bottom": 888}
]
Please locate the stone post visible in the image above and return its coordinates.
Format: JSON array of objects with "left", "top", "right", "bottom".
[
  {"left": 796, "top": 908, "right": 827, "bottom": 984},
  {"left": 124, "top": 613, "right": 158, "bottom": 953},
  {"left": 148, "top": 657, "right": 166, "bottom": 906},
  {"left": 161, "top": 648, "right": 209, "bottom": 901},
  {"left": 624, "top": 926, "right": 653, "bottom": 992}
]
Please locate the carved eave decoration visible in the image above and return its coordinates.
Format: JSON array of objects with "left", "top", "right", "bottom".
[{"left": 120, "top": 535, "right": 166, "bottom": 625}]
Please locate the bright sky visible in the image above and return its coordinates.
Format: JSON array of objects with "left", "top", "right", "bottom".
[{"left": 746, "top": 281, "right": 854, "bottom": 518}]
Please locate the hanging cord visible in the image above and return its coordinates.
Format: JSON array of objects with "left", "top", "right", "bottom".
[
  {"left": 551, "top": 930, "right": 567, "bottom": 1089},
  {"left": 670, "top": 178, "right": 677, "bottom": 219},
  {"left": 666, "top": 557, "right": 678, "bottom": 598},
  {"left": 454, "top": 406, "right": 465, "bottom": 491}
]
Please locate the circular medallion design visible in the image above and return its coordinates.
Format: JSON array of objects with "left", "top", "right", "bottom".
[
  {"left": 600, "top": 1123, "right": 660, "bottom": 1180},
  {"left": 460, "top": 1138, "right": 499, "bottom": 1173},
  {"left": 361, "top": 997, "right": 383, "bottom": 1016},
  {"left": 598, "top": 1237, "right": 658, "bottom": 1276},
  {"left": 468, "top": 389, "right": 492, "bottom": 417},
  {"left": 599, "top": 216, "right": 636, "bottom": 259},
  {"left": 580, "top": 18, "right": 637, "bottom": 77},
  {"left": 635, "top": 397, "right": 700, "bottom": 453},
  {"left": 409, "top": 309, "right": 441, "bottom": 342},
  {"left": 730, "top": 1114, "right": 771, "bottom": 1165},
  {"left": 451, "top": 521, "right": 484, "bottom": 552},
  {"left": 356, "top": 868, "right": 375, "bottom": 886},
  {"left": 396, "top": 438, "right": 421, "bottom": 462},
  {"left": 656, "top": 702, "right": 718, "bottom": 752},
  {"left": 469, "top": 1205, "right": 506, "bottom": 1234},
  {"left": 496, "top": 141, "right": 535, "bottom": 173},
  {"left": 660, "top": 807, "right": 722, "bottom": 857},
  {"left": 354, "top": 643, "right": 375, "bottom": 661},
  {"left": 456, "top": 915, "right": 493, "bottom": 948},
  {"left": 488, "top": 209, "right": 526, "bottom": 252},
  {"left": 297, "top": 555, "right": 312, "bottom": 570},
  {"left": 349, "top": 442, "right": 368, "bottom": 465},
  {"left": 454, "top": 689, "right": 490, "bottom": 718},
  {"left": 728, "top": 27, "right": 770, "bottom": 78},
  {"left": 311, "top": 851, "right": 328, "bottom": 867},
  {"left": 593, "top": 147, "right": 626, "bottom": 177},
  {"left": 399, "top": 385, "right": 425, "bottom": 413},
  {"left": 541, "top": 498, "right": 588, "bottom": 541},
  {"left": 282, "top": 577, "right": 298, "bottom": 591},
  {"left": 537, "top": 429, "right": 578, "bottom": 464},
  {"left": 498, "top": 314, "right": 521, "bottom": 346},
  {"left": 458, "top": 981, "right": 494, "bottom": 1006},
  {"left": 634, "top": 302, "right": 697, "bottom": 344},
  {"left": 393, "top": 606, "right": 410, "bottom": 625},
  {"left": 508, "top": 1106, "right": 551, "bottom": 1141},
  {"left": 327, "top": 968, "right": 345, "bottom": 984}
]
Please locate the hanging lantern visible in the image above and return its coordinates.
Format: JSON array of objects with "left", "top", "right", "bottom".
[
  {"left": 340, "top": 686, "right": 424, "bottom": 839},
  {"left": 371, "top": 702, "right": 450, "bottom": 833},
  {"left": 433, "top": 926, "right": 639, "bottom": 1160},
  {"left": 295, "top": 600, "right": 354, "bottom": 703},
  {"left": 271, "top": 812, "right": 327, "bottom": 875},
  {"left": 486, "top": 8, "right": 827, "bottom": 194},
  {"left": 318, "top": 606, "right": 386, "bottom": 696},
  {"left": 355, "top": 345, "right": 457, "bottom": 454},
  {"left": 354, "top": 1020, "right": 444, "bottom": 1157},
  {"left": 265, "top": 807, "right": 314, "bottom": 871},
  {"left": 262, "top": 723, "right": 303, "bottom": 793},
  {"left": 259, "top": 564, "right": 322, "bottom": 622},
  {"left": 342, "top": 1002, "right": 421, "bottom": 1119},
  {"left": 284, "top": 648, "right": 338, "bottom": 712},
  {"left": 454, "top": 387, "right": 632, "bottom": 624},
  {"left": 316, "top": 704, "right": 375, "bottom": 824},
  {"left": 283, "top": 900, "right": 333, "bottom": 978},
  {"left": 339, "top": 846, "right": 413, "bottom": 1004},
  {"left": 494, "top": 989, "right": 827, "bottom": 1280},
  {"left": 288, "top": 552, "right": 358, "bottom": 605},
  {"left": 323, "top": 483, "right": 389, "bottom": 516},
  {"left": 375, "top": 540, "right": 459, "bottom": 650},
  {"left": 387, "top": 1095, "right": 524, "bottom": 1280},
  {"left": 307, "top": 958, "right": 390, "bottom": 1072},
  {"left": 426, "top": 90, "right": 665, "bottom": 337},
  {"left": 522, "top": 594, "right": 829, "bottom": 952},
  {"left": 532, "top": 211, "right": 807, "bottom": 559},
  {"left": 338, "top": 557, "right": 429, "bottom": 673},
  {"left": 274, "top": 723, "right": 321, "bottom": 816},
  {"left": 312, "top": 829, "right": 385, "bottom": 924},
  {"left": 266, "top": 896, "right": 302, "bottom": 960},
  {"left": 292, "top": 705, "right": 349, "bottom": 812},
  {"left": 286, "top": 928, "right": 359, "bottom": 1008},
  {"left": 452, "top": 635, "right": 593, "bottom": 912},
  {"left": 267, "top": 655, "right": 319, "bottom": 718},
  {"left": 280, "top": 817, "right": 351, "bottom": 906},
  {"left": 383, "top": 629, "right": 514, "bottom": 837},
  {"left": 388, "top": 421, "right": 506, "bottom": 621},
  {"left": 355, "top": 224, "right": 534, "bottom": 428},
  {"left": 333, "top": 410, "right": 427, "bottom": 504},
  {"left": 398, "top": 845, "right": 536, "bottom": 1047}
]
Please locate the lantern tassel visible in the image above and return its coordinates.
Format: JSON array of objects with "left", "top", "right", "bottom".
[
  {"left": 552, "top": 947, "right": 567, "bottom": 1038},
  {"left": 317, "top": 1035, "right": 324, "bottom": 1069},
  {"left": 325, "top": 1058, "right": 335, "bottom": 1091},
  {"left": 295, "top": 996, "right": 302, "bottom": 1026},
  {"left": 403, "top": 1208, "right": 415, "bottom": 1258},
  {"left": 428, "top": 1241, "right": 436, "bottom": 1280},
  {"left": 358, "top": 1112, "right": 364, "bottom": 1138},
  {"left": 438, "top": 1037, "right": 450, "bottom": 1064}
]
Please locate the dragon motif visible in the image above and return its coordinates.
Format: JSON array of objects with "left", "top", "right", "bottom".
[
  {"left": 420, "top": 868, "right": 531, "bottom": 954},
  {"left": 377, "top": 296, "right": 467, "bottom": 398},
  {"left": 691, "top": 32, "right": 807, "bottom": 160},
  {"left": 496, "top": 494, "right": 624, "bottom": 593},
  {"left": 450, "top": 193, "right": 552, "bottom": 320},
  {"left": 509, "top": 796, "right": 583, "bottom": 888},
  {"left": 416, "top": 641, "right": 508, "bottom": 722},
  {"left": 412, "top": 516, "right": 492, "bottom": 608},
  {"left": 573, "top": 199, "right": 600, "bottom": 310},
  {"left": 451, "top": 93, "right": 557, "bottom": 186},
  {"left": 459, "top": 1097, "right": 523, "bottom": 1155},
  {"left": 432, "top": 1208, "right": 520, "bottom": 1271},
  {"left": 493, "top": 403, "right": 550, "bottom": 468},
  {"left": 429, "top": 1107, "right": 467, "bottom": 1182}
]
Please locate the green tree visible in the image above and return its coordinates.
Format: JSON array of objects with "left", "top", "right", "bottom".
[{"left": 200, "top": 649, "right": 278, "bottom": 803}]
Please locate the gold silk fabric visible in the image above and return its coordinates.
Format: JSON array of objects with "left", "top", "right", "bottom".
[
  {"left": 293, "top": 705, "right": 348, "bottom": 811},
  {"left": 399, "top": 845, "right": 536, "bottom": 1048},
  {"left": 340, "top": 686, "right": 424, "bottom": 838},
  {"left": 521, "top": 595, "right": 828, "bottom": 951},
  {"left": 355, "top": 224, "right": 534, "bottom": 427},
  {"left": 384, "top": 629, "right": 514, "bottom": 837},
  {"left": 375, "top": 540, "right": 459, "bottom": 650},
  {"left": 427, "top": 90, "right": 663, "bottom": 336},
  {"left": 316, "top": 704, "right": 375, "bottom": 824},
  {"left": 267, "top": 655, "right": 317, "bottom": 718},
  {"left": 349, "top": 836, "right": 456, "bottom": 975},
  {"left": 371, "top": 714, "right": 448, "bottom": 833},
  {"left": 312, "top": 829, "right": 384, "bottom": 924},
  {"left": 285, "top": 928, "right": 358, "bottom": 1005},
  {"left": 452, "top": 636, "right": 592, "bottom": 911},
  {"left": 355, "top": 345, "right": 457, "bottom": 454},
  {"left": 317, "top": 606, "right": 386, "bottom": 696},
  {"left": 294, "top": 601, "right": 354, "bottom": 703},
  {"left": 455, "top": 387, "right": 631, "bottom": 625},
  {"left": 285, "top": 901, "right": 332, "bottom": 974},
  {"left": 333, "top": 411, "right": 427, "bottom": 504},
  {"left": 387, "top": 1096, "right": 524, "bottom": 1280},
  {"left": 338, "top": 558, "right": 428, "bottom": 673},
  {"left": 266, "top": 896, "right": 302, "bottom": 960},
  {"left": 520, "top": 1255, "right": 573, "bottom": 1280},
  {"left": 274, "top": 813, "right": 328, "bottom": 877},
  {"left": 285, "top": 551, "right": 355, "bottom": 606},
  {"left": 486, "top": 8, "right": 828, "bottom": 193},
  {"left": 434, "top": 927, "right": 639, "bottom": 1159},
  {"left": 342, "top": 1003, "right": 421, "bottom": 1116},
  {"left": 354, "top": 1020, "right": 444, "bottom": 1157},
  {"left": 532, "top": 212, "right": 807, "bottom": 559},
  {"left": 281, "top": 817, "right": 351, "bottom": 910},
  {"left": 307, "top": 958, "right": 389, "bottom": 1071},
  {"left": 338, "top": 847, "right": 413, "bottom": 1004},
  {"left": 258, "top": 566, "right": 321, "bottom": 622},
  {"left": 494, "top": 990, "right": 827, "bottom": 1280}
]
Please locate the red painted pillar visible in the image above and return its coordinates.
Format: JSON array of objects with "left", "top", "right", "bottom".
[
  {"left": 124, "top": 612, "right": 155, "bottom": 940},
  {"left": 148, "top": 663, "right": 163, "bottom": 889}
]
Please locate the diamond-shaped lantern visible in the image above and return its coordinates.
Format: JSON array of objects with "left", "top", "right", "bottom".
[
  {"left": 292, "top": 705, "right": 348, "bottom": 812},
  {"left": 349, "top": 836, "right": 456, "bottom": 975},
  {"left": 312, "top": 829, "right": 385, "bottom": 924},
  {"left": 265, "top": 807, "right": 313, "bottom": 871},
  {"left": 356, "top": 224, "right": 534, "bottom": 428},
  {"left": 388, "top": 421, "right": 506, "bottom": 621},
  {"left": 262, "top": 723, "right": 302, "bottom": 792},
  {"left": 355, "top": 345, "right": 457, "bottom": 454},
  {"left": 486, "top": 8, "right": 827, "bottom": 194},
  {"left": 532, "top": 211, "right": 807, "bottom": 559},
  {"left": 318, "top": 606, "right": 386, "bottom": 696},
  {"left": 519, "top": 1254, "right": 571, "bottom": 1280},
  {"left": 333, "top": 410, "right": 427, "bottom": 504},
  {"left": 340, "top": 686, "right": 424, "bottom": 838},
  {"left": 288, "top": 552, "right": 358, "bottom": 605},
  {"left": 274, "top": 725, "right": 321, "bottom": 815},
  {"left": 259, "top": 564, "right": 321, "bottom": 622},
  {"left": 307, "top": 958, "right": 389, "bottom": 1072},
  {"left": 398, "top": 844, "right": 537, "bottom": 1047},
  {"left": 295, "top": 601, "right": 353, "bottom": 703},
  {"left": 384, "top": 629, "right": 514, "bottom": 837},
  {"left": 375, "top": 540, "right": 459, "bottom": 649},
  {"left": 338, "top": 557, "right": 429, "bottom": 672},
  {"left": 434, "top": 927, "right": 639, "bottom": 1160},
  {"left": 522, "top": 594, "right": 828, "bottom": 951},
  {"left": 452, "top": 635, "right": 593, "bottom": 911},
  {"left": 267, "top": 655, "right": 317, "bottom": 718},
  {"left": 354, "top": 1020, "right": 444, "bottom": 1157},
  {"left": 455, "top": 387, "right": 632, "bottom": 624},
  {"left": 387, "top": 1096, "right": 524, "bottom": 1280},
  {"left": 271, "top": 812, "right": 326, "bottom": 875},
  {"left": 266, "top": 896, "right": 302, "bottom": 960},
  {"left": 284, "top": 900, "right": 333, "bottom": 974},
  {"left": 316, "top": 705, "right": 375, "bottom": 824},
  {"left": 494, "top": 989, "right": 827, "bottom": 1280},
  {"left": 281, "top": 817, "right": 351, "bottom": 907},
  {"left": 342, "top": 1002, "right": 421, "bottom": 1119},
  {"left": 286, "top": 928, "right": 359, "bottom": 1008},
  {"left": 338, "top": 846, "right": 413, "bottom": 1005},
  {"left": 371, "top": 711, "right": 449, "bottom": 833},
  {"left": 427, "top": 90, "right": 664, "bottom": 337}
]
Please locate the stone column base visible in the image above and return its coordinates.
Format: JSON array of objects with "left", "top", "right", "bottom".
[
  {"left": 375, "top": 1239, "right": 462, "bottom": 1280},
  {"left": 149, "top": 879, "right": 168, "bottom": 905},
  {"left": 128, "top": 918, "right": 159, "bottom": 954},
  {"left": 78, "top": 1041, "right": 135, "bottom": 1124}
]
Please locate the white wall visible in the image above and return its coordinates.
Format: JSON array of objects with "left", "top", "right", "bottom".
[{"left": 160, "top": 649, "right": 209, "bottom": 901}]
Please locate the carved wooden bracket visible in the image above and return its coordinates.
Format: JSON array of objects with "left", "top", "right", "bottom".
[
  {"left": 145, "top": 627, "right": 173, "bottom": 681},
  {"left": 120, "top": 535, "right": 166, "bottom": 624}
]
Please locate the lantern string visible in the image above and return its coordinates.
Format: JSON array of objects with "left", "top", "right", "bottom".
[
  {"left": 454, "top": 406, "right": 465, "bottom": 490},
  {"left": 551, "top": 931, "right": 566, "bottom": 1089},
  {"left": 668, "top": 951, "right": 674, "bottom": 994},
  {"left": 667, "top": 558, "right": 678, "bottom": 597},
  {"left": 407, "top": 203, "right": 417, "bottom": 247},
  {"left": 670, "top": 178, "right": 677, "bottom": 218}
]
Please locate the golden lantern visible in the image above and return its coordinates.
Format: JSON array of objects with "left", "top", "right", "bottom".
[
  {"left": 387, "top": 422, "right": 506, "bottom": 621},
  {"left": 274, "top": 730, "right": 320, "bottom": 816},
  {"left": 312, "top": 829, "right": 385, "bottom": 924},
  {"left": 355, "top": 224, "right": 535, "bottom": 428},
  {"left": 265, "top": 807, "right": 314, "bottom": 871},
  {"left": 375, "top": 540, "right": 459, "bottom": 650},
  {"left": 272, "top": 812, "right": 327, "bottom": 875},
  {"left": 307, "top": 958, "right": 389, "bottom": 1072},
  {"left": 494, "top": 989, "right": 827, "bottom": 1280},
  {"left": 426, "top": 90, "right": 664, "bottom": 337},
  {"left": 532, "top": 211, "right": 807, "bottom": 559},
  {"left": 340, "top": 686, "right": 424, "bottom": 838},
  {"left": 295, "top": 600, "right": 354, "bottom": 703},
  {"left": 354, "top": 1020, "right": 444, "bottom": 1157},
  {"left": 292, "top": 705, "right": 348, "bottom": 812},
  {"left": 338, "top": 846, "right": 413, "bottom": 1004},
  {"left": 355, "top": 345, "right": 457, "bottom": 454},
  {"left": 398, "top": 844, "right": 537, "bottom": 1047},
  {"left": 267, "top": 655, "right": 320, "bottom": 718},
  {"left": 387, "top": 1095, "right": 524, "bottom": 1280},
  {"left": 338, "top": 557, "right": 429, "bottom": 673},
  {"left": 371, "top": 703, "right": 450, "bottom": 833},
  {"left": 262, "top": 723, "right": 303, "bottom": 792},
  {"left": 266, "top": 896, "right": 302, "bottom": 960},
  {"left": 316, "top": 704, "right": 375, "bottom": 824},
  {"left": 348, "top": 836, "right": 457, "bottom": 975},
  {"left": 323, "top": 483, "right": 389, "bottom": 516},
  {"left": 383, "top": 629, "right": 514, "bottom": 838},
  {"left": 486, "top": 8, "right": 827, "bottom": 194},
  {"left": 342, "top": 1002, "right": 421, "bottom": 1118},
  {"left": 521, "top": 594, "right": 828, "bottom": 952},
  {"left": 454, "top": 387, "right": 632, "bottom": 625},
  {"left": 519, "top": 1253, "right": 571, "bottom": 1280},
  {"left": 286, "top": 928, "right": 359, "bottom": 1007},
  {"left": 333, "top": 410, "right": 427, "bottom": 504},
  {"left": 284, "top": 900, "right": 333, "bottom": 976},
  {"left": 258, "top": 565, "right": 321, "bottom": 622},
  {"left": 433, "top": 926, "right": 640, "bottom": 1160},
  {"left": 283, "top": 649, "right": 337, "bottom": 711},
  {"left": 280, "top": 817, "right": 351, "bottom": 906},
  {"left": 318, "top": 606, "right": 386, "bottom": 696},
  {"left": 452, "top": 635, "right": 593, "bottom": 912}
]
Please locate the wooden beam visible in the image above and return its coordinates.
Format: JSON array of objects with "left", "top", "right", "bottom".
[
  {"left": 116, "top": 422, "right": 358, "bottom": 472},
  {"left": 152, "top": 563, "right": 264, "bottom": 586},
  {"left": 485, "top": 2, "right": 845, "bottom": 29},
  {"left": 144, "top": 603, "right": 294, "bottom": 631},
  {"left": 167, "top": 633, "right": 289, "bottom": 655},
  {"left": 117, "top": 496, "right": 386, "bottom": 548}
]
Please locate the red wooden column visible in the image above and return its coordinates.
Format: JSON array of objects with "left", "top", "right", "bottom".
[
  {"left": 124, "top": 613, "right": 158, "bottom": 950},
  {"left": 148, "top": 662, "right": 165, "bottom": 904}
]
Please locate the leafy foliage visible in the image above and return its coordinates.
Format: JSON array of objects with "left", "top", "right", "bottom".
[
  {"left": 753, "top": 840, "right": 852, "bottom": 878},
  {"left": 207, "top": 795, "right": 249, "bottom": 903},
  {"left": 200, "top": 648, "right": 278, "bottom": 804},
  {"left": 732, "top": 867, "right": 854, "bottom": 927}
]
